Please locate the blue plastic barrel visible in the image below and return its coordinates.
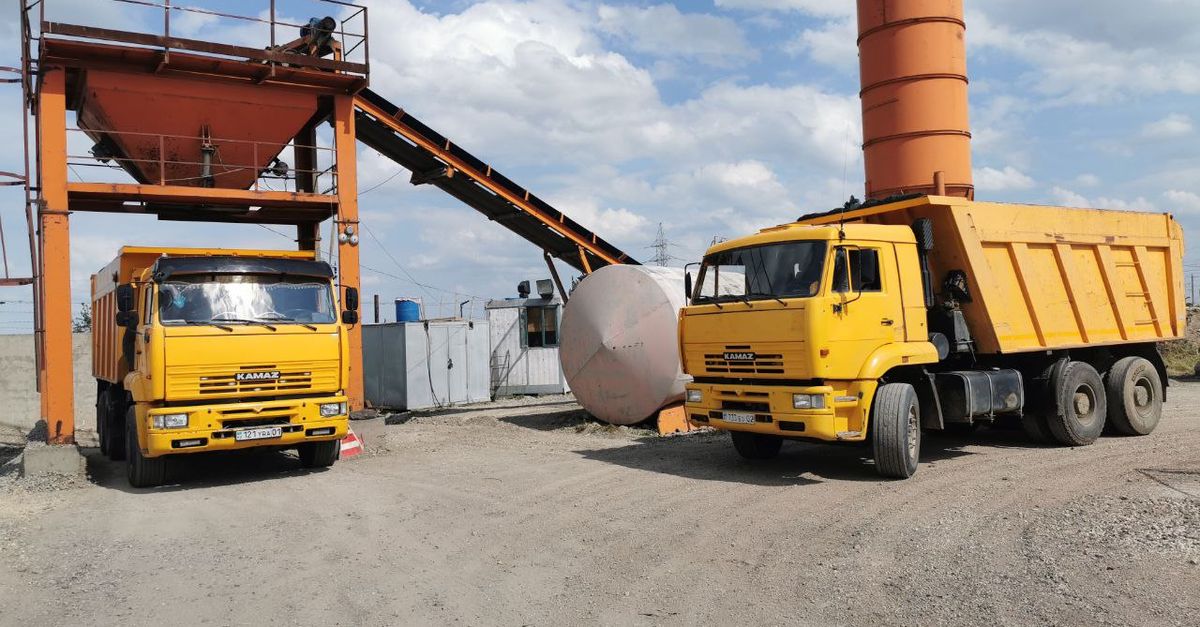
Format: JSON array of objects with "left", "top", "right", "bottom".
[{"left": 395, "top": 299, "right": 421, "bottom": 322}]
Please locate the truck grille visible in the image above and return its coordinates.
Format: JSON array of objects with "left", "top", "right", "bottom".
[
  {"left": 704, "top": 350, "right": 785, "bottom": 375},
  {"left": 166, "top": 361, "right": 339, "bottom": 400}
]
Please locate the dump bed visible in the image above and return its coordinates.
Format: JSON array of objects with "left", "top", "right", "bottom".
[
  {"left": 802, "top": 197, "right": 1185, "bottom": 354},
  {"left": 90, "top": 246, "right": 319, "bottom": 384}
]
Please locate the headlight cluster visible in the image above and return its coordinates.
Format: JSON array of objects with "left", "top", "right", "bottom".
[
  {"left": 685, "top": 389, "right": 703, "bottom": 403},
  {"left": 320, "top": 402, "right": 348, "bottom": 417},
  {"left": 792, "top": 394, "right": 826, "bottom": 410},
  {"left": 152, "top": 413, "right": 189, "bottom": 429}
]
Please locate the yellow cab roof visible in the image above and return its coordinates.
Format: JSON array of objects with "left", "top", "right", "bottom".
[{"left": 706, "top": 221, "right": 917, "bottom": 257}]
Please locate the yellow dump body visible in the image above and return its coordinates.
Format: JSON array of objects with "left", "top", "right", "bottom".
[{"left": 801, "top": 197, "right": 1185, "bottom": 354}]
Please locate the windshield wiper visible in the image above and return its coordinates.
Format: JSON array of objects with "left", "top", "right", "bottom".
[
  {"left": 212, "top": 317, "right": 277, "bottom": 331},
  {"left": 180, "top": 319, "right": 233, "bottom": 332},
  {"left": 257, "top": 313, "right": 317, "bottom": 331},
  {"left": 747, "top": 291, "right": 786, "bottom": 306}
]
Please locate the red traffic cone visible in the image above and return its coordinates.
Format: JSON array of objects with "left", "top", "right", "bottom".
[{"left": 340, "top": 428, "right": 365, "bottom": 459}]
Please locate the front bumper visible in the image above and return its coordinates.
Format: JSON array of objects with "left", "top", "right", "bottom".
[
  {"left": 684, "top": 381, "right": 873, "bottom": 442},
  {"left": 142, "top": 396, "right": 349, "bottom": 458}
]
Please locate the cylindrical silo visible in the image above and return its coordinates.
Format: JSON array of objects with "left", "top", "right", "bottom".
[
  {"left": 559, "top": 266, "right": 689, "bottom": 425},
  {"left": 858, "top": 0, "right": 973, "bottom": 200}
]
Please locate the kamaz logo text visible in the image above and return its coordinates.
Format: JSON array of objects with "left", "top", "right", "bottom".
[
  {"left": 235, "top": 371, "right": 280, "bottom": 382},
  {"left": 723, "top": 352, "right": 756, "bottom": 362}
]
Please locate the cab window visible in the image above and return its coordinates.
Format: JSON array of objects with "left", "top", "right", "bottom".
[{"left": 832, "top": 248, "right": 882, "bottom": 293}]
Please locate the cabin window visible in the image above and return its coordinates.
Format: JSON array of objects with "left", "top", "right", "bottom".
[
  {"left": 520, "top": 305, "right": 559, "bottom": 348},
  {"left": 832, "top": 248, "right": 882, "bottom": 293}
]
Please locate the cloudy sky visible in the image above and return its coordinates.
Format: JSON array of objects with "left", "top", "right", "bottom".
[{"left": 0, "top": 0, "right": 1196, "bottom": 330}]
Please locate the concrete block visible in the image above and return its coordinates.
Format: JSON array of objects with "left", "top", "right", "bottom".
[{"left": 19, "top": 442, "right": 86, "bottom": 479}]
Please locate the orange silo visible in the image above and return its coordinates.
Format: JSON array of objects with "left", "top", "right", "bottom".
[{"left": 857, "top": 0, "right": 974, "bottom": 200}]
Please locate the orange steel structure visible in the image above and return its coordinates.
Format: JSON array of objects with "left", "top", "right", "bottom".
[
  {"left": 21, "top": 1, "right": 371, "bottom": 444},
  {"left": 16, "top": 0, "right": 640, "bottom": 447},
  {"left": 857, "top": 0, "right": 974, "bottom": 200}
]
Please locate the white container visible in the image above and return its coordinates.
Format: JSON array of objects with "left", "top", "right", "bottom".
[{"left": 559, "top": 266, "right": 690, "bottom": 425}]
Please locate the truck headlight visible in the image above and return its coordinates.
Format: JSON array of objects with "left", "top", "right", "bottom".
[
  {"left": 792, "top": 394, "right": 825, "bottom": 410},
  {"left": 686, "top": 389, "right": 702, "bottom": 404},
  {"left": 152, "top": 413, "right": 189, "bottom": 429},
  {"left": 320, "top": 402, "right": 347, "bottom": 417}
]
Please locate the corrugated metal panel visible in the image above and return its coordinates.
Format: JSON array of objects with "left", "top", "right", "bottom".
[
  {"left": 363, "top": 320, "right": 491, "bottom": 411},
  {"left": 486, "top": 302, "right": 567, "bottom": 396}
]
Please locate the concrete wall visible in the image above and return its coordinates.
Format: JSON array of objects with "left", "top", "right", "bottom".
[{"left": 0, "top": 334, "right": 95, "bottom": 437}]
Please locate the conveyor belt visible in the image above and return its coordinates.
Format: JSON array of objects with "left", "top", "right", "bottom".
[{"left": 354, "top": 89, "right": 638, "bottom": 273}]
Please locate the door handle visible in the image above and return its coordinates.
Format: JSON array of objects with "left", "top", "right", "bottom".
[{"left": 881, "top": 318, "right": 894, "bottom": 326}]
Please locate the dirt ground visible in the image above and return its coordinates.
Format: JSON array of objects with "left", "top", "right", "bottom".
[{"left": 1, "top": 384, "right": 1198, "bottom": 626}]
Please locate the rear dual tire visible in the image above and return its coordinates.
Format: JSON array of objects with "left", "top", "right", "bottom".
[
  {"left": 1105, "top": 356, "right": 1162, "bottom": 436},
  {"left": 1046, "top": 361, "right": 1107, "bottom": 447}
]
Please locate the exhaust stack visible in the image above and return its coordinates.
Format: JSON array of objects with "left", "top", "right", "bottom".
[{"left": 857, "top": 0, "right": 973, "bottom": 200}]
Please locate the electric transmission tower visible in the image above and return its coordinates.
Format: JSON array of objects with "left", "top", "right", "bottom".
[{"left": 649, "top": 222, "right": 671, "bottom": 266}]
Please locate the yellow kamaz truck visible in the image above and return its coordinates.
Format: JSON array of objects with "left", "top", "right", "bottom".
[
  {"left": 92, "top": 247, "right": 358, "bottom": 487},
  {"left": 681, "top": 196, "right": 1184, "bottom": 478}
]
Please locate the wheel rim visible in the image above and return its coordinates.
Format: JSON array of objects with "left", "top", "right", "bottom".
[
  {"left": 906, "top": 405, "right": 919, "bottom": 460},
  {"left": 1072, "top": 384, "right": 1098, "bottom": 426},
  {"left": 1132, "top": 375, "right": 1155, "bottom": 418}
]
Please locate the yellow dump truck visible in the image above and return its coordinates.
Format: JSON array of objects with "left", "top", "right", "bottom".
[
  {"left": 92, "top": 247, "right": 359, "bottom": 487},
  {"left": 680, "top": 196, "right": 1184, "bottom": 478}
]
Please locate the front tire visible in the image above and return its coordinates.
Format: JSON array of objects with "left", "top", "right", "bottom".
[
  {"left": 729, "top": 431, "right": 782, "bottom": 460},
  {"left": 872, "top": 383, "right": 921, "bottom": 479},
  {"left": 1046, "top": 361, "right": 1106, "bottom": 446},
  {"left": 125, "top": 408, "right": 166, "bottom": 488},
  {"left": 1105, "top": 356, "right": 1162, "bottom": 436},
  {"left": 298, "top": 440, "right": 340, "bottom": 468}
]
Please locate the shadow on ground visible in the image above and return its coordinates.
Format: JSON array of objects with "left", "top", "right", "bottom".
[
  {"left": 574, "top": 421, "right": 1049, "bottom": 486},
  {"left": 84, "top": 447, "right": 330, "bottom": 494}
]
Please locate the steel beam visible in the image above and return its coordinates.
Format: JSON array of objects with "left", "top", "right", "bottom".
[{"left": 334, "top": 95, "right": 364, "bottom": 410}]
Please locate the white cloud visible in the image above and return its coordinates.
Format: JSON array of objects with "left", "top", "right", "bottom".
[
  {"left": 596, "top": 4, "right": 754, "bottom": 66},
  {"left": 713, "top": 0, "right": 854, "bottom": 18},
  {"left": 1140, "top": 113, "right": 1194, "bottom": 140},
  {"left": 1051, "top": 186, "right": 1092, "bottom": 208},
  {"left": 1049, "top": 187, "right": 1156, "bottom": 212},
  {"left": 969, "top": 9, "right": 1200, "bottom": 104},
  {"left": 974, "top": 166, "right": 1035, "bottom": 192},
  {"left": 783, "top": 17, "right": 857, "bottom": 69},
  {"left": 1075, "top": 173, "right": 1101, "bottom": 187},
  {"left": 1165, "top": 190, "right": 1200, "bottom": 214}
]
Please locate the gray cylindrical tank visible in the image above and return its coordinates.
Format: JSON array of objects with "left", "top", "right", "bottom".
[{"left": 559, "top": 265, "right": 689, "bottom": 425}]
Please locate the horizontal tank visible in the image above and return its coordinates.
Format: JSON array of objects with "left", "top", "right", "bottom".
[{"left": 559, "top": 266, "right": 689, "bottom": 425}]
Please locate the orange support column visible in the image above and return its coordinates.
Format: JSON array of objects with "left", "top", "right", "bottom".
[
  {"left": 333, "top": 95, "right": 364, "bottom": 410},
  {"left": 37, "top": 68, "right": 75, "bottom": 444}
]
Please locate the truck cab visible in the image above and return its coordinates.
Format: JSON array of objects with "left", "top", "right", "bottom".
[
  {"left": 680, "top": 223, "right": 936, "bottom": 452},
  {"left": 93, "top": 247, "right": 358, "bottom": 487}
]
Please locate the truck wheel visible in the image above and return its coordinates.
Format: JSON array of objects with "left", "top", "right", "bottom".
[
  {"left": 872, "top": 383, "right": 921, "bottom": 479},
  {"left": 729, "top": 431, "right": 782, "bottom": 460},
  {"left": 1046, "top": 362, "right": 1106, "bottom": 446},
  {"left": 125, "top": 408, "right": 166, "bottom": 488},
  {"left": 105, "top": 391, "right": 127, "bottom": 461},
  {"left": 1020, "top": 412, "right": 1054, "bottom": 444},
  {"left": 298, "top": 440, "right": 340, "bottom": 468},
  {"left": 1022, "top": 359, "right": 1066, "bottom": 444},
  {"left": 1105, "top": 356, "right": 1162, "bottom": 436},
  {"left": 96, "top": 388, "right": 109, "bottom": 457}
]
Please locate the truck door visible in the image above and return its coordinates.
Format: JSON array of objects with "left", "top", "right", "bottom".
[
  {"left": 134, "top": 285, "right": 153, "bottom": 374},
  {"left": 826, "top": 244, "right": 905, "bottom": 374}
]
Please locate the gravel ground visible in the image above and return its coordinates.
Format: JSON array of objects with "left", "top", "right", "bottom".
[{"left": 0, "top": 384, "right": 1197, "bottom": 626}]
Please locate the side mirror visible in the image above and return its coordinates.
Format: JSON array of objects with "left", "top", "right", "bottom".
[
  {"left": 115, "top": 310, "right": 135, "bottom": 328},
  {"left": 344, "top": 286, "right": 359, "bottom": 312},
  {"left": 116, "top": 284, "right": 134, "bottom": 312},
  {"left": 341, "top": 310, "right": 359, "bottom": 325},
  {"left": 684, "top": 271, "right": 693, "bottom": 305}
]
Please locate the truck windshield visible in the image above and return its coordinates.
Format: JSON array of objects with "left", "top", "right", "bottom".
[
  {"left": 158, "top": 274, "right": 336, "bottom": 326},
  {"left": 693, "top": 241, "right": 827, "bottom": 303}
]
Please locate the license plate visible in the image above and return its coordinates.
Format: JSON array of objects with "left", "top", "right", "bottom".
[
  {"left": 721, "top": 411, "right": 756, "bottom": 424},
  {"left": 234, "top": 427, "right": 283, "bottom": 441}
]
